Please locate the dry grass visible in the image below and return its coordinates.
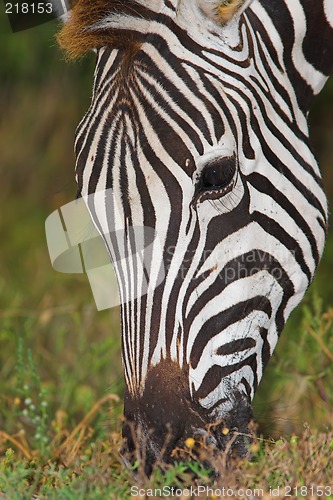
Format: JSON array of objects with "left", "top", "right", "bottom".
[{"left": 1, "top": 405, "right": 332, "bottom": 498}]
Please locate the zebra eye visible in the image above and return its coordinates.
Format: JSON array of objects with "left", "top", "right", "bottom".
[{"left": 200, "top": 155, "right": 236, "bottom": 192}]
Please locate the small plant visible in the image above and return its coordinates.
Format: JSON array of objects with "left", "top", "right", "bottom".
[
  {"left": 302, "top": 292, "right": 333, "bottom": 365},
  {"left": 14, "top": 337, "right": 50, "bottom": 457}
]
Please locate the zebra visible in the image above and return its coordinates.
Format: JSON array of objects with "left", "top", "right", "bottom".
[{"left": 53, "top": 0, "right": 333, "bottom": 470}]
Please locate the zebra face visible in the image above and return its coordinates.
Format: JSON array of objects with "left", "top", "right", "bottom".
[{"left": 68, "top": 0, "right": 330, "bottom": 468}]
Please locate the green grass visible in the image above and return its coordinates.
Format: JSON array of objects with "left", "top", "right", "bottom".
[{"left": 1, "top": 11, "right": 333, "bottom": 498}]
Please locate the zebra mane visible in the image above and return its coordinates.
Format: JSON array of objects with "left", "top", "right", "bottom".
[
  {"left": 57, "top": 0, "right": 250, "bottom": 59},
  {"left": 57, "top": 0, "right": 150, "bottom": 58}
]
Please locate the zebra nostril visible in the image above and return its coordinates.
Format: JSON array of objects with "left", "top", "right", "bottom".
[{"left": 193, "top": 428, "right": 218, "bottom": 447}]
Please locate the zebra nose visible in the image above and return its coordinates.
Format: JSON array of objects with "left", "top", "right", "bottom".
[
  {"left": 122, "top": 359, "right": 204, "bottom": 469},
  {"left": 122, "top": 360, "right": 255, "bottom": 473}
]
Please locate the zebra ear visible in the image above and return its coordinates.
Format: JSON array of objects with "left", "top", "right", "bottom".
[{"left": 196, "top": 0, "right": 253, "bottom": 24}]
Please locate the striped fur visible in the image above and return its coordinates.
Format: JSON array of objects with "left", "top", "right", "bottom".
[{"left": 58, "top": 0, "right": 333, "bottom": 468}]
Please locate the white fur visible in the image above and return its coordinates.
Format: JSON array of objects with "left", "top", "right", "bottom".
[{"left": 324, "top": 0, "right": 333, "bottom": 28}]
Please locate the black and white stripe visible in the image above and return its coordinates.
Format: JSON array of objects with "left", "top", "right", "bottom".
[{"left": 70, "top": 0, "right": 332, "bottom": 461}]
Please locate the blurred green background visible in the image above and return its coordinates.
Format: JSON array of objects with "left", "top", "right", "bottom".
[{"left": 0, "top": 9, "right": 332, "bottom": 443}]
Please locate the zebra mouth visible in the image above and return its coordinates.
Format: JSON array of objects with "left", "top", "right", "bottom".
[
  {"left": 122, "top": 395, "right": 254, "bottom": 475},
  {"left": 121, "top": 359, "right": 255, "bottom": 474},
  {"left": 121, "top": 418, "right": 255, "bottom": 476}
]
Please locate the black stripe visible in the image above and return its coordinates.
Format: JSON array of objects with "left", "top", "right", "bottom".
[
  {"left": 190, "top": 297, "right": 272, "bottom": 369},
  {"left": 248, "top": 172, "right": 321, "bottom": 265},
  {"left": 195, "top": 353, "right": 258, "bottom": 400},
  {"left": 216, "top": 337, "right": 256, "bottom": 356},
  {"left": 253, "top": 212, "right": 312, "bottom": 281}
]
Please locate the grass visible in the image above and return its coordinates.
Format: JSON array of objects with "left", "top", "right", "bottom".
[{"left": 0, "top": 411, "right": 332, "bottom": 498}]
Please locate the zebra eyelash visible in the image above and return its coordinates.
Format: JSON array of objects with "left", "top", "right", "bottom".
[
  {"left": 213, "top": 183, "right": 242, "bottom": 212},
  {"left": 211, "top": 183, "right": 243, "bottom": 213},
  {"left": 197, "top": 179, "right": 235, "bottom": 203},
  {"left": 194, "top": 171, "right": 244, "bottom": 215}
]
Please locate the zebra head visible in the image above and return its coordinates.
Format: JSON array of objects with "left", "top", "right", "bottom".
[{"left": 57, "top": 0, "right": 332, "bottom": 469}]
